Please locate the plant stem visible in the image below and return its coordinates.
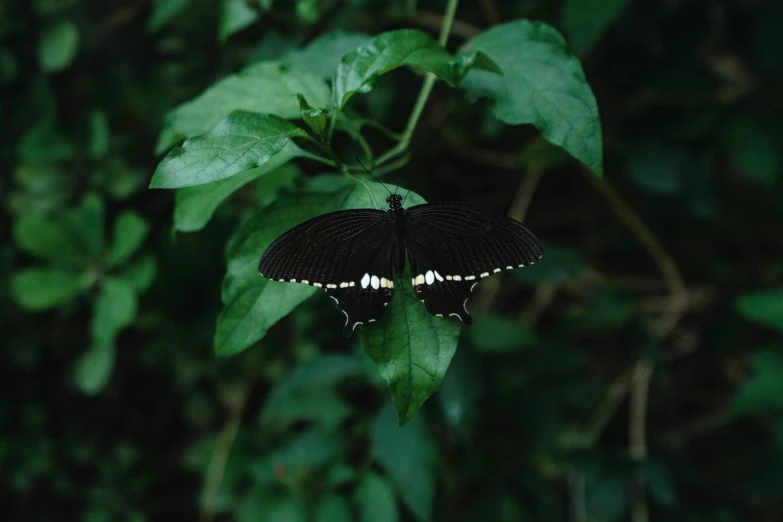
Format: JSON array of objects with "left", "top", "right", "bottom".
[{"left": 376, "top": 0, "right": 460, "bottom": 167}]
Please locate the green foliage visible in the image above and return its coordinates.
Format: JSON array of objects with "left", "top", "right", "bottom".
[
  {"left": 151, "top": 112, "right": 307, "bottom": 188},
  {"left": 4, "top": 0, "right": 783, "bottom": 521},
  {"left": 461, "top": 20, "right": 603, "bottom": 176}
]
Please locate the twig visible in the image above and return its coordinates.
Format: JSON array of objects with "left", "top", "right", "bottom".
[
  {"left": 405, "top": 10, "right": 480, "bottom": 40},
  {"left": 199, "top": 379, "right": 255, "bottom": 522},
  {"left": 629, "top": 357, "right": 653, "bottom": 522},
  {"left": 569, "top": 475, "right": 588, "bottom": 522},
  {"left": 473, "top": 167, "right": 544, "bottom": 314},
  {"left": 376, "top": 0, "right": 461, "bottom": 167}
]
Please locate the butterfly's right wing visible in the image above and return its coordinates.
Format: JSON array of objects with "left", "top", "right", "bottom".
[
  {"left": 404, "top": 203, "right": 543, "bottom": 323},
  {"left": 258, "top": 209, "right": 395, "bottom": 336}
]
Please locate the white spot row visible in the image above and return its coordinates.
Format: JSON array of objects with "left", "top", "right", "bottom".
[
  {"left": 412, "top": 264, "right": 532, "bottom": 284},
  {"left": 360, "top": 273, "right": 393, "bottom": 290}
]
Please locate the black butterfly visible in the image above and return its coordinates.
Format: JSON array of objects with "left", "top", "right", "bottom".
[{"left": 258, "top": 193, "right": 543, "bottom": 336}]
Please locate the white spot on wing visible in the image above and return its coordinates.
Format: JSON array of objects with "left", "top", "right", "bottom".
[
  {"left": 290, "top": 278, "right": 297, "bottom": 283},
  {"left": 453, "top": 275, "right": 462, "bottom": 281},
  {"left": 465, "top": 275, "right": 476, "bottom": 281},
  {"left": 302, "top": 280, "right": 309, "bottom": 285},
  {"left": 506, "top": 266, "right": 513, "bottom": 270},
  {"left": 493, "top": 268, "right": 501, "bottom": 273},
  {"left": 480, "top": 272, "right": 489, "bottom": 278},
  {"left": 351, "top": 321, "right": 363, "bottom": 332},
  {"left": 371, "top": 275, "right": 380, "bottom": 289},
  {"left": 471, "top": 283, "right": 477, "bottom": 292},
  {"left": 425, "top": 270, "right": 435, "bottom": 285},
  {"left": 446, "top": 275, "right": 453, "bottom": 281},
  {"left": 340, "top": 282, "right": 349, "bottom": 288},
  {"left": 368, "top": 319, "right": 376, "bottom": 323},
  {"left": 314, "top": 283, "right": 322, "bottom": 288},
  {"left": 414, "top": 274, "right": 425, "bottom": 285},
  {"left": 361, "top": 273, "right": 370, "bottom": 289},
  {"left": 434, "top": 270, "right": 444, "bottom": 282},
  {"left": 327, "top": 283, "right": 337, "bottom": 289},
  {"left": 342, "top": 310, "right": 349, "bottom": 325},
  {"left": 449, "top": 312, "right": 463, "bottom": 323}
]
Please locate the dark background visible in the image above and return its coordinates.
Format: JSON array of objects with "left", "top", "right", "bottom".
[{"left": 2, "top": 0, "right": 783, "bottom": 521}]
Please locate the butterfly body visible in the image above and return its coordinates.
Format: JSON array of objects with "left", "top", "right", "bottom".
[{"left": 259, "top": 194, "right": 543, "bottom": 336}]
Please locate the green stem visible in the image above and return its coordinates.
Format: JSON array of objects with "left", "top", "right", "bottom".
[{"left": 376, "top": 0, "right": 460, "bottom": 167}]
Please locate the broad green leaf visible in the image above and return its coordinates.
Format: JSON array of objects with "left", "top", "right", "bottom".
[
  {"left": 13, "top": 214, "right": 88, "bottom": 269},
  {"left": 147, "top": 0, "right": 194, "bottom": 32},
  {"left": 285, "top": 31, "right": 371, "bottom": 79},
  {"left": 173, "top": 141, "right": 304, "bottom": 232},
  {"left": 723, "top": 115, "right": 780, "bottom": 187},
  {"left": 220, "top": 0, "right": 259, "bottom": 42},
  {"left": 736, "top": 290, "right": 783, "bottom": 334},
  {"left": 237, "top": 487, "right": 284, "bottom": 522},
  {"left": 160, "top": 62, "right": 329, "bottom": 145},
  {"left": 316, "top": 494, "right": 352, "bottom": 522},
  {"left": 91, "top": 278, "right": 138, "bottom": 346},
  {"left": 733, "top": 346, "right": 783, "bottom": 413},
  {"left": 254, "top": 429, "right": 343, "bottom": 483},
  {"left": 351, "top": 183, "right": 460, "bottom": 424},
  {"left": 354, "top": 472, "right": 399, "bottom": 522},
  {"left": 62, "top": 194, "right": 105, "bottom": 260},
  {"left": 587, "top": 472, "right": 629, "bottom": 522},
  {"left": 262, "top": 355, "right": 363, "bottom": 429},
  {"left": 11, "top": 268, "right": 87, "bottom": 311},
  {"left": 38, "top": 20, "right": 79, "bottom": 73},
  {"left": 515, "top": 244, "right": 585, "bottom": 284},
  {"left": 333, "top": 29, "right": 463, "bottom": 109},
  {"left": 151, "top": 111, "right": 307, "bottom": 189},
  {"left": 642, "top": 459, "right": 678, "bottom": 507},
  {"left": 267, "top": 499, "right": 307, "bottom": 522},
  {"left": 361, "top": 265, "right": 461, "bottom": 424},
  {"left": 374, "top": 403, "right": 436, "bottom": 521},
  {"left": 107, "top": 211, "right": 149, "bottom": 266},
  {"left": 73, "top": 343, "right": 115, "bottom": 395},
  {"left": 561, "top": 0, "right": 631, "bottom": 56},
  {"left": 215, "top": 190, "right": 350, "bottom": 355},
  {"left": 469, "top": 315, "right": 538, "bottom": 352},
  {"left": 461, "top": 20, "right": 603, "bottom": 177}
]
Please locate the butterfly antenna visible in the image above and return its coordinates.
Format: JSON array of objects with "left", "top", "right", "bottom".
[
  {"left": 355, "top": 157, "right": 392, "bottom": 196},
  {"left": 402, "top": 189, "right": 410, "bottom": 205}
]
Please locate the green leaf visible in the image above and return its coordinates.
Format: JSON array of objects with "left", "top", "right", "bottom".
[
  {"left": 73, "top": 343, "right": 115, "bottom": 395},
  {"left": 215, "top": 190, "right": 350, "bottom": 355},
  {"left": 119, "top": 255, "right": 157, "bottom": 293},
  {"left": 147, "top": 0, "right": 195, "bottom": 32},
  {"left": 733, "top": 345, "right": 783, "bottom": 413},
  {"left": 333, "top": 29, "right": 463, "bottom": 109},
  {"left": 255, "top": 428, "right": 343, "bottom": 481},
  {"left": 38, "top": 20, "right": 80, "bottom": 73},
  {"left": 107, "top": 211, "right": 149, "bottom": 266},
  {"left": 284, "top": 31, "right": 371, "bottom": 79},
  {"left": 348, "top": 183, "right": 460, "bottom": 424},
  {"left": 11, "top": 268, "right": 87, "bottom": 310},
  {"left": 91, "top": 278, "right": 138, "bottom": 346},
  {"left": 736, "top": 290, "right": 783, "bottom": 334},
  {"left": 461, "top": 20, "right": 603, "bottom": 177},
  {"left": 174, "top": 141, "right": 305, "bottom": 232},
  {"left": 316, "top": 494, "right": 352, "bottom": 522},
  {"left": 13, "top": 214, "right": 89, "bottom": 269},
  {"left": 361, "top": 263, "right": 461, "bottom": 424},
  {"left": 354, "top": 472, "right": 399, "bottom": 522},
  {"left": 561, "top": 0, "right": 631, "bottom": 56},
  {"left": 515, "top": 244, "right": 585, "bottom": 284},
  {"left": 723, "top": 115, "right": 780, "bottom": 187},
  {"left": 374, "top": 403, "right": 436, "bottom": 521},
  {"left": 62, "top": 194, "right": 105, "bottom": 260},
  {"left": 298, "top": 94, "right": 328, "bottom": 138},
  {"left": 469, "top": 315, "right": 538, "bottom": 352},
  {"left": 642, "top": 459, "right": 678, "bottom": 507},
  {"left": 436, "top": 347, "right": 481, "bottom": 438},
  {"left": 151, "top": 111, "right": 307, "bottom": 189},
  {"left": 220, "top": 0, "right": 259, "bottom": 42},
  {"left": 160, "top": 62, "right": 329, "bottom": 145}
]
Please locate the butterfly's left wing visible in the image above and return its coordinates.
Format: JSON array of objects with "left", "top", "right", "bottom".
[
  {"left": 404, "top": 203, "right": 543, "bottom": 323},
  {"left": 258, "top": 209, "right": 395, "bottom": 336}
]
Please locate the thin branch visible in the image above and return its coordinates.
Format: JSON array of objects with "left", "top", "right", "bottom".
[
  {"left": 629, "top": 357, "right": 653, "bottom": 522},
  {"left": 473, "top": 168, "right": 544, "bottom": 314},
  {"left": 376, "top": 0, "right": 461, "bottom": 167},
  {"left": 199, "top": 379, "right": 255, "bottom": 522},
  {"left": 405, "top": 10, "right": 480, "bottom": 40}
]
